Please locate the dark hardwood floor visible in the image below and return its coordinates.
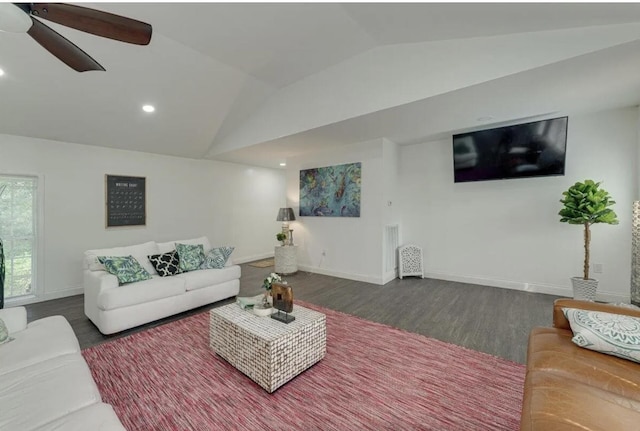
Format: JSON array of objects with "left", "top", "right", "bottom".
[{"left": 25, "top": 262, "right": 560, "bottom": 364}]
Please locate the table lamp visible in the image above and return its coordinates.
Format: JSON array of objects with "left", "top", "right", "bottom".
[{"left": 276, "top": 207, "right": 295, "bottom": 246}]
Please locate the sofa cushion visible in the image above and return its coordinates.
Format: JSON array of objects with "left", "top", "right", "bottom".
[
  {"left": 527, "top": 326, "right": 640, "bottom": 402},
  {"left": 32, "top": 403, "right": 126, "bottom": 431},
  {"left": 175, "top": 265, "right": 241, "bottom": 291},
  {"left": 97, "top": 276, "right": 186, "bottom": 311},
  {"left": 563, "top": 307, "right": 640, "bottom": 363},
  {"left": 99, "top": 255, "right": 152, "bottom": 285},
  {"left": 0, "top": 354, "right": 102, "bottom": 431},
  {"left": 0, "top": 316, "right": 80, "bottom": 376},
  {"left": 200, "top": 246, "right": 235, "bottom": 269},
  {"left": 521, "top": 370, "right": 640, "bottom": 431},
  {"left": 176, "top": 243, "right": 205, "bottom": 272},
  {"left": 158, "top": 236, "right": 211, "bottom": 254},
  {"left": 85, "top": 241, "right": 159, "bottom": 275},
  {"left": 148, "top": 250, "right": 182, "bottom": 277}
]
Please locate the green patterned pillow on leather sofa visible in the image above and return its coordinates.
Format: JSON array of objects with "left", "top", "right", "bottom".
[{"left": 563, "top": 307, "right": 640, "bottom": 363}]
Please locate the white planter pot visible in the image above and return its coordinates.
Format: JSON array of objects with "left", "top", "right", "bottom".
[{"left": 571, "top": 277, "right": 598, "bottom": 301}]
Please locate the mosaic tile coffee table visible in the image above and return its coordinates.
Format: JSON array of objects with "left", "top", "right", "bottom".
[{"left": 209, "top": 303, "right": 326, "bottom": 393}]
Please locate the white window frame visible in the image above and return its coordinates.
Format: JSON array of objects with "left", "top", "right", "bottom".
[{"left": 1, "top": 173, "right": 44, "bottom": 306}]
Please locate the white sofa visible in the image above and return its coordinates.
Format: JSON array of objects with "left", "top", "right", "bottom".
[
  {"left": 84, "top": 236, "right": 240, "bottom": 335},
  {"left": 0, "top": 306, "right": 125, "bottom": 431}
]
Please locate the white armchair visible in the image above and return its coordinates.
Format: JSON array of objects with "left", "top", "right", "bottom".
[{"left": 0, "top": 307, "right": 126, "bottom": 430}]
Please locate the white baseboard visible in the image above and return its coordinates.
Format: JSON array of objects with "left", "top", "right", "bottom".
[
  {"left": 5, "top": 254, "right": 274, "bottom": 308},
  {"left": 6, "top": 286, "right": 84, "bottom": 306},
  {"left": 233, "top": 252, "right": 274, "bottom": 265},
  {"left": 595, "top": 291, "right": 630, "bottom": 303},
  {"left": 7, "top": 267, "right": 629, "bottom": 307},
  {"left": 298, "top": 264, "right": 384, "bottom": 285},
  {"left": 383, "top": 270, "right": 398, "bottom": 285},
  {"left": 424, "top": 271, "right": 630, "bottom": 302}
]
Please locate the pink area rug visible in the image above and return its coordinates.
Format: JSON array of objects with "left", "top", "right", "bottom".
[{"left": 82, "top": 302, "right": 525, "bottom": 431}]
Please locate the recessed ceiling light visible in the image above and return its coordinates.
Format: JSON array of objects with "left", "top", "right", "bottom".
[
  {"left": 0, "top": 69, "right": 5, "bottom": 77},
  {"left": 279, "top": 163, "right": 286, "bottom": 167},
  {"left": 142, "top": 104, "right": 155, "bottom": 113}
]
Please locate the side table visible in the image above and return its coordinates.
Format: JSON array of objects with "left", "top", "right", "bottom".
[
  {"left": 275, "top": 245, "right": 298, "bottom": 275},
  {"left": 398, "top": 244, "right": 424, "bottom": 279}
]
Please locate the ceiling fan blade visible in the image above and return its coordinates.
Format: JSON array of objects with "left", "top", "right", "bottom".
[
  {"left": 29, "top": 3, "right": 152, "bottom": 46},
  {"left": 27, "top": 17, "right": 105, "bottom": 72}
]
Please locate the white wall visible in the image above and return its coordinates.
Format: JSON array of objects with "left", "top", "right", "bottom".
[
  {"left": 0, "top": 134, "right": 285, "bottom": 304},
  {"left": 286, "top": 139, "right": 386, "bottom": 284},
  {"left": 6, "top": 107, "right": 633, "bottom": 304},
  {"left": 382, "top": 138, "right": 400, "bottom": 226},
  {"left": 397, "top": 107, "right": 639, "bottom": 301},
  {"left": 382, "top": 138, "right": 400, "bottom": 282}
]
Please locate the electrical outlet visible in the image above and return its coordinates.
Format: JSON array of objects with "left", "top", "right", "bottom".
[{"left": 592, "top": 263, "right": 603, "bottom": 274}]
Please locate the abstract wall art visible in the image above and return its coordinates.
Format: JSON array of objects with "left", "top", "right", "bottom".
[{"left": 299, "top": 162, "right": 361, "bottom": 217}]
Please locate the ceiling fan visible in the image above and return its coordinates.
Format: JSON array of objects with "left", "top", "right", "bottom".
[{"left": 0, "top": 3, "right": 152, "bottom": 72}]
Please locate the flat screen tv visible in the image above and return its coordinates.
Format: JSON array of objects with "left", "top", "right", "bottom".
[{"left": 453, "top": 116, "right": 568, "bottom": 183}]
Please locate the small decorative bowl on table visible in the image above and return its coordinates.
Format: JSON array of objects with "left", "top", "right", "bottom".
[{"left": 253, "top": 302, "right": 274, "bottom": 317}]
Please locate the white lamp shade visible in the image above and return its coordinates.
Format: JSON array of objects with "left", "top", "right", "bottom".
[
  {"left": 0, "top": 4, "right": 32, "bottom": 33},
  {"left": 276, "top": 208, "right": 295, "bottom": 222}
]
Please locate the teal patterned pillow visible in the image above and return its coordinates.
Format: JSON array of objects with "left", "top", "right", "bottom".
[
  {"left": 563, "top": 308, "right": 640, "bottom": 363},
  {"left": 0, "top": 318, "right": 13, "bottom": 345},
  {"left": 175, "top": 243, "right": 205, "bottom": 272},
  {"left": 98, "top": 255, "right": 152, "bottom": 285},
  {"left": 200, "top": 246, "right": 235, "bottom": 269}
]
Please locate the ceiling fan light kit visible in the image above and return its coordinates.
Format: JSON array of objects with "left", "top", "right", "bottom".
[
  {"left": 0, "top": 3, "right": 152, "bottom": 72},
  {"left": 0, "top": 3, "right": 31, "bottom": 32}
]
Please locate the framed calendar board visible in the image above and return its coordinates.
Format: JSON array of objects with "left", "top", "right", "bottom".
[{"left": 105, "top": 175, "right": 146, "bottom": 227}]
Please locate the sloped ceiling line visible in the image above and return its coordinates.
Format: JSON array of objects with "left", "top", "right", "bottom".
[{"left": 209, "top": 23, "right": 640, "bottom": 160}]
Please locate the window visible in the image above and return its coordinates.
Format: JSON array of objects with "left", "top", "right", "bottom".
[{"left": 0, "top": 175, "right": 38, "bottom": 299}]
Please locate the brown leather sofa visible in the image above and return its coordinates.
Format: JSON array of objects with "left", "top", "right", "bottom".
[{"left": 521, "top": 298, "right": 640, "bottom": 430}]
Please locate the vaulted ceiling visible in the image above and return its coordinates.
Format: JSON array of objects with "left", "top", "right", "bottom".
[{"left": 1, "top": 3, "right": 640, "bottom": 168}]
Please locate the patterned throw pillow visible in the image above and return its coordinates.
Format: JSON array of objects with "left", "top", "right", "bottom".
[
  {"left": 563, "top": 308, "right": 640, "bottom": 363},
  {"left": 98, "top": 255, "right": 152, "bottom": 285},
  {"left": 148, "top": 251, "right": 182, "bottom": 277},
  {"left": 175, "top": 243, "right": 205, "bottom": 272},
  {"left": 0, "top": 318, "right": 14, "bottom": 345},
  {"left": 200, "top": 246, "right": 235, "bottom": 269}
]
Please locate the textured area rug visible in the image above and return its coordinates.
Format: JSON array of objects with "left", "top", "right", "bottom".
[
  {"left": 82, "top": 302, "right": 525, "bottom": 431},
  {"left": 248, "top": 258, "right": 275, "bottom": 268}
]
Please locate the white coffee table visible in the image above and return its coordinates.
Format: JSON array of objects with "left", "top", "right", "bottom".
[{"left": 209, "top": 303, "right": 326, "bottom": 393}]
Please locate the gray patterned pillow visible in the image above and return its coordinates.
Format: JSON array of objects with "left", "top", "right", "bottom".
[
  {"left": 200, "top": 246, "right": 235, "bottom": 269},
  {"left": 563, "top": 308, "right": 640, "bottom": 363},
  {"left": 0, "top": 318, "right": 13, "bottom": 345},
  {"left": 98, "top": 255, "right": 152, "bottom": 285},
  {"left": 175, "top": 243, "right": 205, "bottom": 272}
]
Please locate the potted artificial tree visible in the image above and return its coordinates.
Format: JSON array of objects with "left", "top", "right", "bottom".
[{"left": 559, "top": 180, "right": 618, "bottom": 300}]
